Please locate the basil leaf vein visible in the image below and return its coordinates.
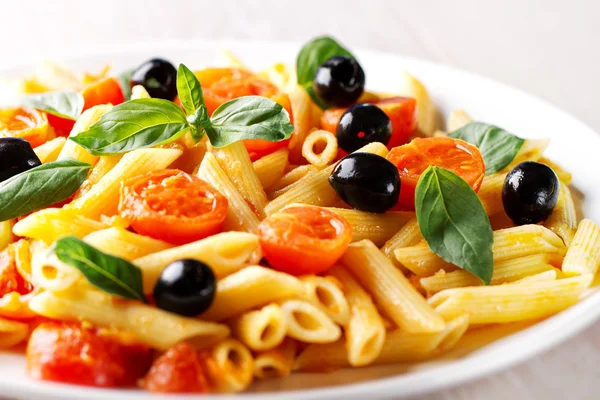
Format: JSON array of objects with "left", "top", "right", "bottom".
[
  {"left": 448, "top": 122, "right": 525, "bottom": 175},
  {"left": 176, "top": 64, "right": 205, "bottom": 116},
  {"left": 71, "top": 98, "right": 190, "bottom": 155},
  {"left": 54, "top": 236, "right": 147, "bottom": 303},
  {"left": 20, "top": 90, "right": 84, "bottom": 120},
  {"left": 0, "top": 159, "right": 91, "bottom": 221},
  {"left": 415, "top": 166, "right": 493, "bottom": 284}
]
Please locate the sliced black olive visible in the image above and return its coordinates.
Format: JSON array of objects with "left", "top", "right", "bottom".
[
  {"left": 313, "top": 56, "right": 365, "bottom": 107},
  {"left": 153, "top": 259, "right": 216, "bottom": 317},
  {"left": 0, "top": 138, "right": 41, "bottom": 183},
  {"left": 502, "top": 161, "right": 560, "bottom": 225},
  {"left": 329, "top": 152, "right": 400, "bottom": 213},
  {"left": 336, "top": 104, "right": 391, "bottom": 153},
  {"left": 130, "top": 58, "right": 178, "bottom": 100}
]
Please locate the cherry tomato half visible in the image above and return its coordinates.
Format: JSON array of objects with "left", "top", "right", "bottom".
[
  {"left": 0, "top": 107, "right": 49, "bottom": 148},
  {"left": 47, "top": 77, "right": 125, "bottom": 136},
  {"left": 258, "top": 206, "right": 352, "bottom": 275},
  {"left": 119, "top": 169, "right": 228, "bottom": 245},
  {"left": 140, "top": 342, "right": 211, "bottom": 393},
  {"left": 320, "top": 96, "right": 417, "bottom": 152},
  {"left": 386, "top": 137, "right": 485, "bottom": 210},
  {"left": 27, "top": 322, "right": 152, "bottom": 387}
]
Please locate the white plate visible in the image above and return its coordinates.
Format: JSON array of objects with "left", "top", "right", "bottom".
[{"left": 1, "top": 39, "right": 599, "bottom": 400}]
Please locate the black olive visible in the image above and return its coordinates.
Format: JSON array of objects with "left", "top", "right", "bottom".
[
  {"left": 329, "top": 153, "right": 400, "bottom": 213},
  {"left": 130, "top": 58, "right": 178, "bottom": 100},
  {"left": 153, "top": 259, "right": 216, "bottom": 317},
  {"left": 313, "top": 56, "right": 365, "bottom": 107},
  {"left": 0, "top": 138, "right": 41, "bottom": 183},
  {"left": 502, "top": 161, "right": 560, "bottom": 225},
  {"left": 336, "top": 104, "right": 392, "bottom": 153}
]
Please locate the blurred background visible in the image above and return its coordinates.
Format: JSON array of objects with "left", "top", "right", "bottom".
[{"left": 1, "top": 1, "right": 598, "bottom": 399}]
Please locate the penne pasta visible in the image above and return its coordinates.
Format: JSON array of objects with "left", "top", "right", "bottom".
[
  {"left": 436, "top": 314, "right": 470, "bottom": 353},
  {"left": 562, "top": 219, "right": 600, "bottom": 278},
  {"left": 342, "top": 240, "right": 445, "bottom": 333},
  {"left": 477, "top": 172, "right": 507, "bottom": 216},
  {"left": 544, "top": 184, "right": 577, "bottom": 246},
  {"left": 0, "top": 220, "right": 15, "bottom": 251},
  {"left": 83, "top": 227, "right": 173, "bottom": 261},
  {"left": 380, "top": 216, "right": 422, "bottom": 271},
  {"left": 197, "top": 152, "right": 260, "bottom": 233},
  {"left": 130, "top": 84, "right": 150, "bottom": 99},
  {"left": 288, "top": 86, "right": 315, "bottom": 163},
  {"left": 446, "top": 109, "right": 472, "bottom": 132},
  {"left": 30, "top": 240, "right": 81, "bottom": 292},
  {"left": 301, "top": 130, "right": 338, "bottom": 167},
  {"left": 0, "top": 317, "right": 29, "bottom": 349},
  {"left": 300, "top": 275, "right": 350, "bottom": 326},
  {"left": 134, "top": 232, "right": 259, "bottom": 293},
  {"left": 252, "top": 148, "right": 289, "bottom": 190},
  {"left": 33, "top": 136, "right": 66, "bottom": 163},
  {"left": 505, "top": 138, "right": 549, "bottom": 170},
  {"left": 254, "top": 339, "right": 297, "bottom": 379},
  {"left": 268, "top": 164, "right": 319, "bottom": 195},
  {"left": 512, "top": 269, "right": 558, "bottom": 284},
  {"left": 208, "top": 338, "right": 254, "bottom": 393},
  {"left": 73, "top": 155, "right": 123, "bottom": 200},
  {"left": 280, "top": 299, "right": 342, "bottom": 343},
  {"left": 230, "top": 304, "right": 287, "bottom": 351}
]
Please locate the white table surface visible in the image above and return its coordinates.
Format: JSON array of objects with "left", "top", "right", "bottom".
[{"left": 1, "top": 1, "right": 599, "bottom": 399}]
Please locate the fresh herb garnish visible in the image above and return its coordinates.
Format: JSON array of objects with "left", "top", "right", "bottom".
[
  {"left": 117, "top": 68, "right": 135, "bottom": 101},
  {"left": 20, "top": 90, "right": 84, "bottom": 120},
  {"left": 0, "top": 159, "right": 91, "bottom": 222},
  {"left": 54, "top": 236, "right": 148, "bottom": 303},
  {"left": 448, "top": 122, "right": 525, "bottom": 175},
  {"left": 71, "top": 63, "right": 293, "bottom": 155},
  {"left": 415, "top": 166, "right": 494, "bottom": 284},
  {"left": 296, "top": 36, "right": 355, "bottom": 109}
]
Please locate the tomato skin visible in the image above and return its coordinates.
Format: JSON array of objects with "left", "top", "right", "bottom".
[
  {"left": 258, "top": 206, "right": 353, "bottom": 275},
  {"left": 26, "top": 322, "right": 152, "bottom": 387},
  {"left": 0, "top": 107, "right": 49, "bottom": 148},
  {"left": 140, "top": 342, "right": 210, "bottom": 393},
  {"left": 48, "top": 77, "right": 125, "bottom": 136},
  {"left": 386, "top": 137, "right": 485, "bottom": 210},
  {"left": 119, "top": 169, "right": 228, "bottom": 245}
]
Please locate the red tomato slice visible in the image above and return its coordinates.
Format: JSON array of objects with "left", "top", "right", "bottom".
[
  {"left": 386, "top": 137, "right": 485, "bottom": 210},
  {"left": 119, "top": 169, "right": 228, "bottom": 245},
  {"left": 0, "top": 107, "right": 49, "bottom": 148},
  {"left": 140, "top": 342, "right": 211, "bottom": 393},
  {"left": 257, "top": 206, "right": 352, "bottom": 275},
  {"left": 26, "top": 322, "right": 152, "bottom": 387},
  {"left": 48, "top": 77, "right": 125, "bottom": 136}
]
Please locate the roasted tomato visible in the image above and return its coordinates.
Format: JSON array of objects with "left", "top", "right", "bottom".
[
  {"left": 0, "top": 107, "right": 49, "bottom": 148},
  {"left": 0, "top": 248, "right": 32, "bottom": 298},
  {"left": 258, "top": 206, "right": 352, "bottom": 275},
  {"left": 119, "top": 169, "right": 228, "bottom": 245},
  {"left": 386, "top": 137, "right": 485, "bottom": 210},
  {"left": 140, "top": 342, "right": 211, "bottom": 393},
  {"left": 27, "top": 322, "right": 152, "bottom": 387},
  {"left": 320, "top": 96, "right": 417, "bottom": 152},
  {"left": 47, "top": 77, "right": 125, "bottom": 136}
]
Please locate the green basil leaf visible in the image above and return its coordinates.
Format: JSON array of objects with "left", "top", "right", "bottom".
[
  {"left": 415, "top": 166, "right": 494, "bottom": 284},
  {"left": 70, "top": 98, "right": 190, "bottom": 155},
  {"left": 207, "top": 96, "right": 294, "bottom": 148},
  {"left": 20, "top": 90, "right": 84, "bottom": 120},
  {"left": 187, "top": 105, "right": 210, "bottom": 142},
  {"left": 448, "top": 122, "right": 525, "bottom": 175},
  {"left": 117, "top": 68, "right": 135, "bottom": 101},
  {"left": 0, "top": 159, "right": 91, "bottom": 222},
  {"left": 177, "top": 64, "right": 205, "bottom": 116},
  {"left": 296, "top": 36, "right": 354, "bottom": 109},
  {"left": 54, "top": 236, "right": 147, "bottom": 303}
]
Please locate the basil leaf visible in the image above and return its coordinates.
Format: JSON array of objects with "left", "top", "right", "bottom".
[
  {"left": 71, "top": 98, "right": 190, "bottom": 155},
  {"left": 20, "top": 90, "right": 84, "bottom": 120},
  {"left": 296, "top": 36, "right": 354, "bottom": 108},
  {"left": 187, "top": 105, "right": 210, "bottom": 142},
  {"left": 117, "top": 68, "right": 135, "bottom": 101},
  {"left": 177, "top": 64, "right": 204, "bottom": 116},
  {"left": 415, "top": 166, "right": 493, "bottom": 284},
  {"left": 54, "top": 236, "right": 147, "bottom": 303},
  {"left": 207, "top": 96, "right": 294, "bottom": 148},
  {"left": 448, "top": 122, "right": 525, "bottom": 175},
  {"left": 0, "top": 159, "right": 91, "bottom": 221}
]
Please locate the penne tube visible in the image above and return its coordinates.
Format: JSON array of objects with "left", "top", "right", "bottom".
[
  {"left": 73, "top": 155, "right": 123, "bottom": 200},
  {"left": 266, "top": 142, "right": 389, "bottom": 215},
  {"left": 130, "top": 84, "right": 150, "bottom": 99},
  {"left": 512, "top": 269, "right": 558, "bottom": 284},
  {"left": 562, "top": 219, "right": 600, "bottom": 278},
  {"left": 436, "top": 314, "right": 470, "bottom": 353},
  {"left": 381, "top": 216, "right": 422, "bottom": 272},
  {"left": 396, "top": 225, "right": 567, "bottom": 276},
  {"left": 197, "top": 152, "right": 260, "bottom": 233},
  {"left": 428, "top": 274, "right": 593, "bottom": 324},
  {"left": 30, "top": 240, "right": 81, "bottom": 292},
  {"left": 267, "top": 164, "right": 319, "bottom": 195},
  {"left": 29, "top": 288, "right": 229, "bottom": 350},
  {"left": 288, "top": 86, "right": 315, "bottom": 163},
  {"left": 68, "top": 148, "right": 182, "bottom": 220},
  {"left": 478, "top": 173, "right": 507, "bottom": 216},
  {"left": 330, "top": 265, "right": 386, "bottom": 367},
  {"left": 0, "top": 219, "right": 15, "bottom": 251},
  {"left": 208, "top": 338, "right": 254, "bottom": 393},
  {"left": 0, "top": 317, "right": 29, "bottom": 349},
  {"left": 544, "top": 184, "right": 577, "bottom": 246},
  {"left": 342, "top": 240, "right": 445, "bottom": 333},
  {"left": 254, "top": 339, "right": 297, "bottom": 379},
  {"left": 83, "top": 227, "right": 173, "bottom": 261},
  {"left": 134, "top": 232, "right": 259, "bottom": 293},
  {"left": 230, "top": 304, "right": 287, "bottom": 351},
  {"left": 446, "top": 109, "right": 472, "bottom": 132},
  {"left": 33, "top": 136, "right": 66, "bottom": 163},
  {"left": 300, "top": 275, "right": 350, "bottom": 326},
  {"left": 504, "top": 138, "right": 549, "bottom": 170},
  {"left": 302, "top": 130, "right": 338, "bottom": 167},
  {"left": 201, "top": 266, "right": 305, "bottom": 322},
  {"left": 280, "top": 299, "right": 341, "bottom": 343},
  {"left": 253, "top": 148, "right": 289, "bottom": 190},
  {"left": 212, "top": 142, "right": 268, "bottom": 219}
]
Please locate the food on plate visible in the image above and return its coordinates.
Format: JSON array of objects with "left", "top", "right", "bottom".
[{"left": 0, "top": 35, "right": 597, "bottom": 395}]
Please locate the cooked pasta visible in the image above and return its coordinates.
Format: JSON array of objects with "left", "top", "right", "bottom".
[
  {"left": 253, "top": 339, "right": 297, "bottom": 379},
  {"left": 301, "top": 129, "right": 338, "bottom": 167},
  {"left": 253, "top": 148, "right": 289, "bottom": 189},
  {"left": 288, "top": 86, "right": 315, "bottom": 163},
  {"left": 380, "top": 216, "right": 422, "bottom": 264},
  {"left": 0, "top": 317, "right": 29, "bottom": 349},
  {"left": 446, "top": 109, "right": 472, "bottom": 132},
  {"left": 230, "top": 304, "right": 287, "bottom": 351},
  {"left": 477, "top": 172, "right": 508, "bottom": 216},
  {"left": 300, "top": 275, "right": 350, "bottom": 325},
  {"left": 0, "top": 220, "right": 15, "bottom": 251},
  {"left": 280, "top": 299, "right": 342, "bottom": 343},
  {"left": 83, "top": 227, "right": 173, "bottom": 261},
  {"left": 208, "top": 338, "right": 254, "bottom": 393},
  {"left": 33, "top": 136, "right": 66, "bottom": 163},
  {"left": 562, "top": 219, "right": 600, "bottom": 278},
  {"left": 544, "top": 183, "right": 578, "bottom": 246}
]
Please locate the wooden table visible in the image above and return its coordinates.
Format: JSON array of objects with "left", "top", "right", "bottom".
[{"left": 1, "top": 1, "right": 598, "bottom": 398}]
